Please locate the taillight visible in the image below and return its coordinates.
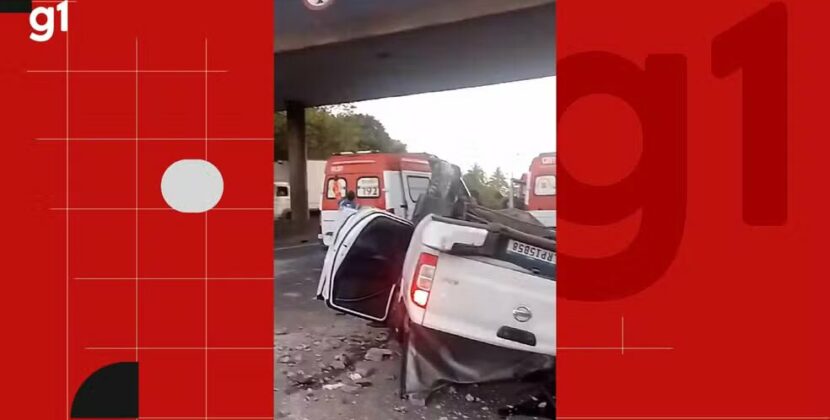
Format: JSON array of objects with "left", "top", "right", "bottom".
[{"left": 411, "top": 253, "right": 438, "bottom": 308}]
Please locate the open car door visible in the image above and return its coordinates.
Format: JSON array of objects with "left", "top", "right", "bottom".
[{"left": 317, "top": 208, "right": 414, "bottom": 322}]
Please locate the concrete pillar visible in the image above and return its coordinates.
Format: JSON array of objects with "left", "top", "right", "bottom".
[{"left": 286, "top": 101, "right": 309, "bottom": 224}]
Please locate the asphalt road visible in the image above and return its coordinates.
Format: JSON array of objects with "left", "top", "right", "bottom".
[{"left": 274, "top": 241, "right": 552, "bottom": 420}]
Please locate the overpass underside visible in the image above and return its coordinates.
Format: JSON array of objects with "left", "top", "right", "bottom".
[{"left": 275, "top": 2, "right": 556, "bottom": 110}]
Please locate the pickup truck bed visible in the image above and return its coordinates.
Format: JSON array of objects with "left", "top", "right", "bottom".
[{"left": 403, "top": 214, "right": 556, "bottom": 355}]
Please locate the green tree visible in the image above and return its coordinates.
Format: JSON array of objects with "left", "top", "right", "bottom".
[
  {"left": 488, "top": 167, "right": 509, "bottom": 196},
  {"left": 463, "top": 164, "right": 507, "bottom": 209},
  {"left": 275, "top": 106, "right": 406, "bottom": 161},
  {"left": 462, "top": 164, "right": 488, "bottom": 191}
]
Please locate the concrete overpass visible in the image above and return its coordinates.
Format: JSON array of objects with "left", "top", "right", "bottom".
[{"left": 275, "top": 0, "right": 556, "bottom": 222}]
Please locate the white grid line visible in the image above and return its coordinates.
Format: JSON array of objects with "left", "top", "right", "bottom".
[
  {"left": 558, "top": 320, "right": 829, "bottom": 419},
  {"left": 556, "top": 347, "right": 674, "bottom": 351},
  {"left": 64, "top": 25, "right": 70, "bottom": 420},
  {"left": 50, "top": 207, "right": 271, "bottom": 211},
  {"left": 557, "top": 316, "right": 673, "bottom": 352},
  {"left": 35, "top": 137, "right": 271, "bottom": 141},
  {"left": 621, "top": 315, "right": 625, "bottom": 355},
  {"left": 138, "top": 417, "right": 271, "bottom": 420},
  {"left": 135, "top": 37, "right": 140, "bottom": 364},
  {"left": 75, "top": 277, "right": 272, "bottom": 281},
  {"left": 86, "top": 347, "right": 273, "bottom": 351},
  {"left": 203, "top": 38, "right": 210, "bottom": 420},
  {"left": 28, "top": 69, "right": 228, "bottom": 74}
]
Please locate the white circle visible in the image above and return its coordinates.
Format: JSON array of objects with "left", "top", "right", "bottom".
[{"left": 161, "top": 159, "right": 224, "bottom": 213}]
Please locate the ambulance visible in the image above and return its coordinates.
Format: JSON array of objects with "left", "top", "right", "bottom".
[
  {"left": 525, "top": 153, "right": 556, "bottom": 228},
  {"left": 319, "top": 151, "right": 432, "bottom": 247}
]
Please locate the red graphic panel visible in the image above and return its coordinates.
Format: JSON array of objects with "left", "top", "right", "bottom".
[
  {"left": 0, "top": 1, "right": 273, "bottom": 418},
  {"left": 558, "top": 0, "right": 830, "bottom": 417}
]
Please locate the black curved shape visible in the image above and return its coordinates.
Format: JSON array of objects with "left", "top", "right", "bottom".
[
  {"left": 0, "top": 1, "right": 31, "bottom": 13},
  {"left": 71, "top": 362, "right": 138, "bottom": 418}
]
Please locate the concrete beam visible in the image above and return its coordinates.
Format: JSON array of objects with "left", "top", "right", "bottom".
[
  {"left": 275, "top": 0, "right": 554, "bottom": 53},
  {"left": 286, "top": 101, "right": 310, "bottom": 224},
  {"left": 275, "top": 3, "right": 555, "bottom": 110}
]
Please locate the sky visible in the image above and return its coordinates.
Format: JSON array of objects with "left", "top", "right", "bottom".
[{"left": 351, "top": 76, "right": 556, "bottom": 178}]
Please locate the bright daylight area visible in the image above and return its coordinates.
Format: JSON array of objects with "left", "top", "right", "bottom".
[{"left": 351, "top": 76, "right": 557, "bottom": 178}]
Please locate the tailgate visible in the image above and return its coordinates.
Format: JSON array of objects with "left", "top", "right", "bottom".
[
  {"left": 420, "top": 253, "right": 555, "bottom": 355},
  {"left": 431, "top": 215, "right": 556, "bottom": 279}
]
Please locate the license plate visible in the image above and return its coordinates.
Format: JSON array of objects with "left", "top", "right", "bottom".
[{"left": 506, "top": 239, "right": 554, "bottom": 264}]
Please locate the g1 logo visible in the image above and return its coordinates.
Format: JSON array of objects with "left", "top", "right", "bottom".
[
  {"left": 30, "top": 0, "right": 68, "bottom": 42},
  {"left": 559, "top": 2, "right": 787, "bottom": 301}
]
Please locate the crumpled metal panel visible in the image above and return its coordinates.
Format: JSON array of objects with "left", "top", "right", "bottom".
[
  {"left": 402, "top": 322, "right": 554, "bottom": 397},
  {"left": 411, "top": 158, "right": 468, "bottom": 225}
]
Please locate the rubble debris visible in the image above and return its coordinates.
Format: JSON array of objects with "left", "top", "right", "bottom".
[
  {"left": 353, "top": 377, "right": 373, "bottom": 387},
  {"left": 275, "top": 327, "right": 289, "bottom": 336},
  {"left": 341, "top": 384, "right": 362, "bottom": 394},
  {"left": 328, "top": 353, "right": 350, "bottom": 370},
  {"left": 374, "top": 330, "right": 390, "bottom": 342},
  {"left": 364, "top": 347, "right": 394, "bottom": 362},
  {"left": 354, "top": 365, "right": 376, "bottom": 378},
  {"left": 322, "top": 383, "right": 345, "bottom": 391},
  {"left": 286, "top": 370, "right": 314, "bottom": 385},
  {"left": 408, "top": 394, "right": 427, "bottom": 407},
  {"left": 465, "top": 394, "right": 475, "bottom": 402},
  {"left": 321, "top": 338, "right": 343, "bottom": 351}
]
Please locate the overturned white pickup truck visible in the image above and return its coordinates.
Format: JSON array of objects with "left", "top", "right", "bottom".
[{"left": 316, "top": 159, "right": 555, "bottom": 403}]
